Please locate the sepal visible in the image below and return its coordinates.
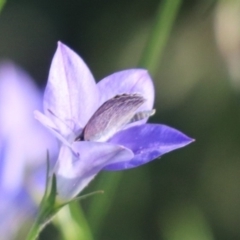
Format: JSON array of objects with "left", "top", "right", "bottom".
[
  {"left": 26, "top": 153, "right": 104, "bottom": 240},
  {"left": 56, "top": 190, "right": 104, "bottom": 209}
]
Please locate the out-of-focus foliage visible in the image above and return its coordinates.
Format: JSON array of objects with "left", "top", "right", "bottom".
[{"left": 1, "top": 0, "right": 240, "bottom": 239}]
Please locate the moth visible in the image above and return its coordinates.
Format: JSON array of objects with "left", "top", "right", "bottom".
[{"left": 76, "top": 93, "right": 155, "bottom": 142}]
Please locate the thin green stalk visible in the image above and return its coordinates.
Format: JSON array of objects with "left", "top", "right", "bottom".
[
  {"left": 55, "top": 202, "right": 93, "bottom": 240},
  {"left": 87, "top": 0, "right": 182, "bottom": 237},
  {"left": 87, "top": 173, "right": 121, "bottom": 234},
  {"left": 139, "top": 0, "right": 182, "bottom": 74},
  {"left": 26, "top": 203, "right": 53, "bottom": 240},
  {"left": 26, "top": 156, "right": 99, "bottom": 240},
  {"left": 26, "top": 217, "right": 42, "bottom": 240},
  {"left": 0, "top": 0, "right": 6, "bottom": 13},
  {"left": 26, "top": 161, "right": 56, "bottom": 240}
]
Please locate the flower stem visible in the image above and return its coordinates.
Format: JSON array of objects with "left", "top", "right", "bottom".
[
  {"left": 87, "top": 0, "right": 182, "bottom": 236},
  {"left": 25, "top": 219, "right": 41, "bottom": 240},
  {"left": 0, "top": 0, "right": 6, "bottom": 13},
  {"left": 55, "top": 202, "right": 93, "bottom": 240},
  {"left": 26, "top": 166, "right": 57, "bottom": 240},
  {"left": 139, "top": 0, "right": 182, "bottom": 75},
  {"left": 87, "top": 173, "right": 121, "bottom": 235},
  {"left": 26, "top": 203, "right": 53, "bottom": 240}
]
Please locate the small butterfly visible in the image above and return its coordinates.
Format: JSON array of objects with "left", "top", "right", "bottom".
[{"left": 76, "top": 93, "right": 155, "bottom": 142}]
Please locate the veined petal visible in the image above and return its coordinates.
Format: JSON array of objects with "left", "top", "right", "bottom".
[
  {"left": 55, "top": 142, "right": 133, "bottom": 200},
  {"left": 44, "top": 42, "right": 99, "bottom": 135},
  {"left": 105, "top": 124, "right": 194, "bottom": 170},
  {"left": 34, "top": 110, "right": 75, "bottom": 146},
  {"left": 97, "top": 69, "right": 154, "bottom": 125}
]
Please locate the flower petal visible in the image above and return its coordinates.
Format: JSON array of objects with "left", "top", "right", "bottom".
[
  {"left": 97, "top": 69, "right": 154, "bottom": 125},
  {"left": 55, "top": 142, "right": 133, "bottom": 200},
  {"left": 105, "top": 124, "right": 194, "bottom": 170},
  {"left": 0, "top": 62, "right": 41, "bottom": 136},
  {"left": 0, "top": 62, "right": 58, "bottom": 194},
  {"left": 44, "top": 42, "right": 99, "bottom": 136},
  {"left": 34, "top": 110, "right": 74, "bottom": 146}
]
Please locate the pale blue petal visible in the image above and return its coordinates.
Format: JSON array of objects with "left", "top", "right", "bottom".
[
  {"left": 0, "top": 62, "right": 58, "bottom": 195},
  {"left": 105, "top": 124, "right": 194, "bottom": 170},
  {"left": 56, "top": 142, "right": 133, "bottom": 200},
  {"left": 97, "top": 69, "right": 154, "bottom": 126},
  {"left": 44, "top": 42, "right": 99, "bottom": 137},
  {"left": 34, "top": 110, "right": 74, "bottom": 146}
]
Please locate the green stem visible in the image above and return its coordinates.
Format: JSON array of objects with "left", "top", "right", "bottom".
[
  {"left": 87, "top": 0, "right": 182, "bottom": 237},
  {"left": 87, "top": 173, "right": 121, "bottom": 235},
  {"left": 139, "top": 0, "right": 182, "bottom": 74},
  {"left": 26, "top": 204, "right": 53, "bottom": 240},
  {"left": 0, "top": 0, "right": 6, "bottom": 13},
  {"left": 26, "top": 219, "right": 41, "bottom": 240},
  {"left": 55, "top": 202, "right": 93, "bottom": 240},
  {"left": 26, "top": 167, "right": 57, "bottom": 240}
]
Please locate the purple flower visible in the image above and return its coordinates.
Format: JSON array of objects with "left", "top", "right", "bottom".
[
  {"left": 35, "top": 42, "right": 193, "bottom": 201},
  {"left": 0, "top": 63, "right": 58, "bottom": 239}
]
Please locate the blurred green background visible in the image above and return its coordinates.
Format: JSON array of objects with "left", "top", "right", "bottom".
[{"left": 1, "top": 0, "right": 240, "bottom": 239}]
